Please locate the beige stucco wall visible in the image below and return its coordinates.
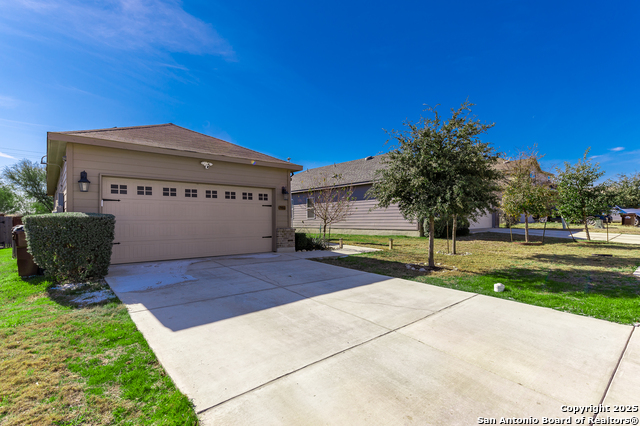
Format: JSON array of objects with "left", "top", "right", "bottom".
[{"left": 64, "top": 142, "right": 292, "bottom": 232}]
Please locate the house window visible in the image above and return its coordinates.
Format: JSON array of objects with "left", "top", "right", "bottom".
[
  {"left": 206, "top": 190, "right": 218, "bottom": 199},
  {"left": 258, "top": 193, "right": 269, "bottom": 201},
  {"left": 242, "top": 192, "right": 253, "bottom": 200},
  {"left": 137, "top": 186, "right": 152, "bottom": 195},
  {"left": 185, "top": 189, "right": 197, "bottom": 198},
  {"left": 163, "top": 187, "right": 176, "bottom": 197},
  {"left": 111, "top": 184, "right": 127, "bottom": 195},
  {"left": 225, "top": 191, "right": 236, "bottom": 199},
  {"left": 306, "top": 198, "right": 315, "bottom": 219}
]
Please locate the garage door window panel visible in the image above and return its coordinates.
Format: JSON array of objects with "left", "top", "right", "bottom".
[
  {"left": 206, "top": 190, "right": 218, "bottom": 199},
  {"left": 163, "top": 187, "right": 177, "bottom": 197},
  {"left": 185, "top": 189, "right": 198, "bottom": 198},
  {"left": 137, "top": 186, "right": 152, "bottom": 196},
  {"left": 225, "top": 191, "right": 236, "bottom": 200},
  {"left": 111, "top": 184, "right": 127, "bottom": 194}
]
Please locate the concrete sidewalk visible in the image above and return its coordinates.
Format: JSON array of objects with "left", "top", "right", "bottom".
[
  {"left": 106, "top": 251, "right": 638, "bottom": 425},
  {"left": 473, "top": 227, "right": 640, "bottom": 244}
]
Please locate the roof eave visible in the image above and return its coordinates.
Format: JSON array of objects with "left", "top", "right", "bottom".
[{"left": 47, "top": 132, "right": 303, "bottom": 172}]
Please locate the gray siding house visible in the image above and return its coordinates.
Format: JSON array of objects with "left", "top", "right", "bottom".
[{"left": 292, "top": 155, "right": 497, "bottom": 236}]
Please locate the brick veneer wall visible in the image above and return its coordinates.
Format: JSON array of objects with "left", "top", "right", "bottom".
[{"left": 276, "top": 227, "right": 295, "bottom": 250}]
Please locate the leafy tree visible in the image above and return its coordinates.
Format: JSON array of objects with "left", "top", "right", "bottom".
[
  {"left": 554, "top": 149, "right": 611, "bottom": 241},
  {"left": 0, "top": 184, "right": 20, "bottom": 214},
  {"left": 304, "top": 173, "right": 355, "bottom": 238},
  {"left": 610, "top": 172, "right": 640, "bottom": 208},
  {"left": 501, "top": 148, "right": 555, "bottom": 243},
  {"left": 2, "top": 159, "right": 53, "bottom": 212},
  {"left": 369, "top": 101, "right": 502, "bottom": 266}
]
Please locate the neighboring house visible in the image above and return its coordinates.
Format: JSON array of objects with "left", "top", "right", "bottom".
[
  {"left": 292, "top": 155, "right": 423, "bottom": 236},
  {"left": 291, "top": 155, "right": 553, "bottom": 236},
  {"left": 46, "top": 124, "right": 302, "bottom": 264}
]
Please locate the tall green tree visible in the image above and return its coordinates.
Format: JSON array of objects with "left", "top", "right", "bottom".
[
  {"left": 0, "top": 184, "right": 20, "bottom": 214},
  {"left": 501, "top": 148, "right": 555, "bottom": 243},
  {"left": 369, "top": 101, "right": 502, "bottom": 266},
  {"left": 554, "top": 149, "right": 611, "bottom": 241},
  {"left": 2, "top": 159, "right": 53, "bottom": 212},
  {"left": 610, "top": 172, "right": 640, "bottom": 208}
]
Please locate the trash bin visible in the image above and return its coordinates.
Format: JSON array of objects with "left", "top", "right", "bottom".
[
  {"left": 621, "top": 213, "right": 637, "bottom": 226},
  {"left": 12, "top": 225, "right": 39, "bottom": 277}
]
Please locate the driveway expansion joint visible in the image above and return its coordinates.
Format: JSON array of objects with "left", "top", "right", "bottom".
[{"left": 592, "top": 326, "right": 636, "bottom": 422}]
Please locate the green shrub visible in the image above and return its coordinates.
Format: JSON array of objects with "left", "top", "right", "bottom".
[
  {"left": 295, "top": 233, "right": 327, "bottom": 251},
  {"left": 429, "top": 216, "right": 470, "bottom": 238},
  {"left": 23, "top": 213, "right": 115, "bottom": 282}
]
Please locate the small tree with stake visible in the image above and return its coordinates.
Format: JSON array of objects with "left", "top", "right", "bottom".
[
  {"left": 304, "top": 173, "right": 355, "bottom": 239},
  {"left": 500, "top": 148, "right": 555, "bottom": 243},
  {"left": 369, "top": 100, "right": 502, "bottom": 267},
  {"left": 554, "top": 149, "right": 611, "bottom": 241}
]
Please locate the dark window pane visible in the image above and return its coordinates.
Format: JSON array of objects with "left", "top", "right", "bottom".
[
  {"left": 185, "top": 189, "right": 191, "bottom": 197},
  {"left": 120, "top": 185, "right": 127, "bottom": 194},
  {"left": 137, "top": 186, "right": 144, "bottom": 195},
  {"left": 212, "top": 190, "right": 217, "bottom": 198},
  {"left": 225, "top": 191, "right": 230, "bottom": 199},
  {"left": 192, "top": 189, "right": 197, "bottom": 198},
  {"left": 242, "top": 192, "right": 247, "bottom": 200},
  {"left": 248, "top": 193, "right": 253, "bottom": 200},
  {"left": 111, "top": 184, "right": 118, "bottom": 194},
  {"left": 163, "top": 187, "right": 170, "bottom": 196},
  {"left": 231, "top": 192, "right": 236, "bottom": 199},
  {"left": 263, "top": 193, "right": 268, "bottom": 201}
]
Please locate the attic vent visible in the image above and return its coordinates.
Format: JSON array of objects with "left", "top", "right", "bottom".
[{"left": 365, "top": 156, "right": 374, "bottom": 160}]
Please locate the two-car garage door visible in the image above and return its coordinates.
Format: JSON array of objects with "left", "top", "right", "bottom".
[{"left": 102, "top": 177, "right": 273, "bottom": 264}]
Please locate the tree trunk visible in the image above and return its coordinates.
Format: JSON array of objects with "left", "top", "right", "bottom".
[
  {"left": 323, "top": 222, "right": 327, "bottom": 239},
  {"left": 524, "top": 212, "right": 529, "bottom": 243},
  {"left": 583, "top": 212, "right": 591, "bottom": 241},
  {"left": 452, "top": 214, "right": 457, "bottom": 254},
  {"left": 542, "top": 219, "right": 547, "bottom": 244},
  {"left": 428, "top": 216, "right": 435, "bottom": 268}
]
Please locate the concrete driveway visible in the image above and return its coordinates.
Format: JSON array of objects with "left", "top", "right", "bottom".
[{"left": 105, "top": 250, "right": 638, "bottom": 425}]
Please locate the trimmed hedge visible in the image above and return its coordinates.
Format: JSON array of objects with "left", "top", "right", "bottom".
[
  {"left": 295, "top": 233, "right": 328, "bottom": 251},
  {"left": 23, "top": 213, "right": 115, "bottom": 282}
]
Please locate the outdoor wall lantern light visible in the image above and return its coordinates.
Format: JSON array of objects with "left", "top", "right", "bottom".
[
  {"left": 78, "top": 171, "right": 91, "bottom": 192},
  {"left": 281, "top": 186, "right": 289, "bottom": 200}
]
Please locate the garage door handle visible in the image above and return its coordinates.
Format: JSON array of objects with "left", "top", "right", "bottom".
[
  {"left": 102, "top": 199, "right": 120, "bottom": 202},
  {"left": 112, "top": 242, "right": 120, "bottom": 245},
  {"left": 262, "top": 204, "right": 272, "bottom": 207},
  {"left": 262, "top": 236, "right": 272, "bottom": 238}
]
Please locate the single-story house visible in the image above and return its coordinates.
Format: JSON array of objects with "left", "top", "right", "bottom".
[
  {"left": 46, "top": 124, "right": 303, "bottom": 264},
  {"left": 291, "top": 155, "right": 552, "bottom": 236}
]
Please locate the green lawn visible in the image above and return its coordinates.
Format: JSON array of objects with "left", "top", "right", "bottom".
[
  {"left": 320, "top": 233, "right": 640, "bottom": 325},
  {"left": 0, "top": 249, "right": 198, "bottom": 425}
]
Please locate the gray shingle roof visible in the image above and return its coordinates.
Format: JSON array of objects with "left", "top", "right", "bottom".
[
  {"left": 292, "top": 154, "right": 388, "bottom": 192},
  {"left": 292, "top": 154, "right": 553, "bottom": 192},
  {"left": 56, "top": 123, "right": 297, "bottom": 167}
]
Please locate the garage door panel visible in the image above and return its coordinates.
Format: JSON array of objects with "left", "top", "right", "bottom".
[{"left": 103, "top": 177, "right": 274, "bottom": 264}]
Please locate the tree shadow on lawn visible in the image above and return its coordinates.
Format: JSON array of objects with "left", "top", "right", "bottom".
[
  {"left": 319, "top": 253, "right": 640, "bottom": 300},
  {"left": 465, "top": 232, "right": 639, "bottom": 251}
]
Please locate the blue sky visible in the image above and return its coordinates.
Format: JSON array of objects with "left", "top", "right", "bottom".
[{"left": 0, "top": 0, "right": 638, "bottom": 180}]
